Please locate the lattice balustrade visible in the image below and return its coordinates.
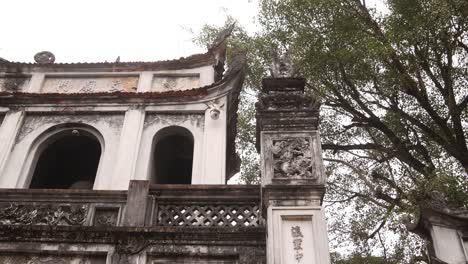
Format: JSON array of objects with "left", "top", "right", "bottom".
[{"left": 156, "top": 204, "right": 261, "bottom": 227}]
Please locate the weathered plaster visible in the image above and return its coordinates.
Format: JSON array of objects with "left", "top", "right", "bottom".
[{"left": 0, "top": 76, "right": 30, "bottom": 92}]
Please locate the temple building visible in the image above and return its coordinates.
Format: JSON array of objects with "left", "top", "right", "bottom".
[{"left": 0, "top": 30, "right": 332, "bottom": 263}]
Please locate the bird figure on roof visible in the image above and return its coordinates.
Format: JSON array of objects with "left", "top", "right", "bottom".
[{"left": 115, "top": 56, "right": 121, "bottom": 63}]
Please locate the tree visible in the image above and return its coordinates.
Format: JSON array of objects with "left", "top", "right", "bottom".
[
  {"left": 195, "top": 0, "right": 468, "bottom": 261},
  {"left": 258, "top": 0, "right": 467, "bottom": 261}
]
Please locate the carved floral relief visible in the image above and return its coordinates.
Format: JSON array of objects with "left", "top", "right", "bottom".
[
  {"left": 272, "top": 138, "right": 315, "bottom": 179},
  {"left": 0, "top": 203, "right": 88, "bottom": 226}
]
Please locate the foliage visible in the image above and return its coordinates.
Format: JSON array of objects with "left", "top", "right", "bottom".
[{"left": 195, "top": 0, "right": 468, "bottom": 261}]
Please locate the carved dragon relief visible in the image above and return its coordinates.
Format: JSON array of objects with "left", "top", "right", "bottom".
[
  {"left": 271, "top": 138, "right": 315, "bottom": 179},
  {"left": 0, "top": 203, "right": 88, "bottom": 226}
]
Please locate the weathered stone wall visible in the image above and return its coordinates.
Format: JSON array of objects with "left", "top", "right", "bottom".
[{"left": 0, "top": 184, "right": 266, "bottom": 264}]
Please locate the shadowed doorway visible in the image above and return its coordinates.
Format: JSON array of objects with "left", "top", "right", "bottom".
[
  {"left": 30, "top": 129, "right": 101, "bottom": 189},
  {"left": 152, "top": 126, "right": 194, "bottom": 184}
]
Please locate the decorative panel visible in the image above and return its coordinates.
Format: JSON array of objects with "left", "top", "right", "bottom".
[
  {"left": 156, "top": 204, "right": 261, "bottom": 227},
  {"left": 151, "top": 75, "right": 199, "bottom": 92},
  {"left": 149, "top": 256, "right": 235, "bottom": 264},
  {"left": 0, "top": 254, "right": 106, "bottom": 264},
  {"left": 0, "top": 203, "right": 89, "bottom": 226},
  {"left": 268, "top": 207, "right": 331, "bottom": 264},
  {"left": 272, "top": 137, "right": 314, "bottom": 179},
  {"left": 92, "top": 207, "right": 120, "bottom": 227},
  {"left": 0, "top": 76, "right": 30, "bottom": 92},
  {"left": 41, "top": 76, "right": 138, "bottom": 93},
  {"left": 280, "top": 216, "right": 314, "bottom": 263}
]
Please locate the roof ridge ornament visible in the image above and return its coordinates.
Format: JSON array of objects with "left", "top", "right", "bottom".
[
  {"left": 209, "top": 23, "right": 236, "bottom": 82},
  {"left": 209, "top": 23, "right": 236, "bottom": 51},
  {"left": 34, "top": 51, "right": 55, "bottom": 64}
]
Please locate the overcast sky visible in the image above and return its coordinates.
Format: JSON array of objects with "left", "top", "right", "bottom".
[{"left": 1, "top": 0, "right": 259, "bottom": 63}]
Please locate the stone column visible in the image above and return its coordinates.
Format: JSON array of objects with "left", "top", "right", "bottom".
[
  {"left": 112, "top": 106, "right": 146, "bottom": 190},
  {"left": 0, "top": 109, "right": 25, "bottom": 178},
  {"left": 256, "top": 78, "right": 331, "bottom": 264},
  {"left": 200, "top": 99, "right": 227, "bottom": 184}
]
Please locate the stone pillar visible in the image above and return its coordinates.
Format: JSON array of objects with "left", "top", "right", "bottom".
[
  {"left": 256, "top": 78, "right": 331, "bottom": 264},
  {"left": 0, "top": 110, "right": 25, "bottom": 178},
  {"left": 200, "top": 99, "right": 227, "bottom": 184},
  {"left": 112, "top": 106, "right": 146, "bottom": 190}
]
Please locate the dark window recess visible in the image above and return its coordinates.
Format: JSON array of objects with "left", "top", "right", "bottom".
[
  {"left": 30, "top": 134, "right": 101, "bottom": 189},
  {"left": 153, "top": 134, "right": 193, "bottom": 184}
]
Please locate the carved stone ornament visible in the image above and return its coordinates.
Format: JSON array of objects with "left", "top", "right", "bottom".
[
  {"left": 116, "top": 236, "right": 149, "bottom": 255},
  {"left": 0, "top": 203, "right": 88, "bottom": 226},
  {"left": 269, "top": 48, "right": 296, "bottom": 78},
  {"left": 257, "top": 92, "right": 320, "bottom": 111},
  {"left": 272, "top": 138, "right": 315, "bottom": 179},
  {"left": 206, "top": 101, "right": 225, "bottom": 120},
  {"left": 34, "top": 51, "right": 55, "bottom": 64},
  {"left": 93, "top": 208, "right": 119, "bottom": 227}
]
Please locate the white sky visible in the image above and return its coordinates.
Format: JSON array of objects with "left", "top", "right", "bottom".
[{"left": 0, "top": 0, "right": 259, "bottom": 63}]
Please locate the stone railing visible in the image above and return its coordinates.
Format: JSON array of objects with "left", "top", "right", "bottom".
[
  {"left": 0, "top": 183, "right": 266, "bottom": 263},
  {"left": 0, "top": 182, "right": 263, "bottom": 228},
  {"left": 0, "top": 188, "right": 127, "bottom": 227},
  {"left": 149, "top": 185, "right": 261, "bottom": 227}
]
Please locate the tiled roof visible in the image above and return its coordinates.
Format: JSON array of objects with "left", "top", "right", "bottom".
[{"left": 0, "top": 52, "right": 215, "bottom": 71}]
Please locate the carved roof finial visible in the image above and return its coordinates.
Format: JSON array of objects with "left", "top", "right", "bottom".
[
  {"left": 34, "top": 51, "right": 55, "bottom": 64},
  {"left": 269, "top": 46, "right": 296, "bottom": 78},
  {"left": 209, "top": 23, "right": 236, "bottom": 50}
]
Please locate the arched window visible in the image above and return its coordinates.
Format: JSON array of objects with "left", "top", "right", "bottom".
[
  {"left": 29, "top": 129, "right": 102, "bottom": 189},
  {"left": 152, "top": 126, "right": 194, "bottom": 184}
]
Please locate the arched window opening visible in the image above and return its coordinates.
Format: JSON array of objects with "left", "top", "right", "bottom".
[
  {"left": 30, "top": 129, "right": 101, "bottom": 189},
  {"left": 152, "top": 127, "right": 194, "bottom": 184}
]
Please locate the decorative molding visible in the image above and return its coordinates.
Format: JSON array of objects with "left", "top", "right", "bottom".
[
  {"left": 144, "top": 114, "right": 204, "bottom": 129},
  {"left": 257, "top": 92, "right": 319, "bottom": 111}
]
